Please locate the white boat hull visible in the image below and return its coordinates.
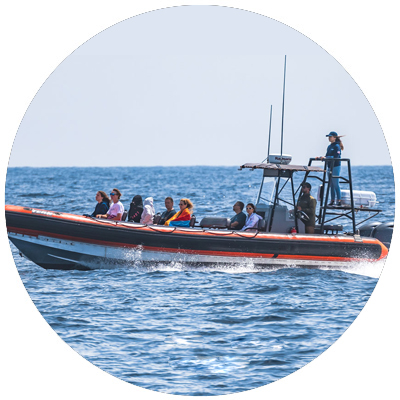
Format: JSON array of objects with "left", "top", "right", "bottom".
[{"left": 9, "top": 231, "right": 361, "bottom": 270}]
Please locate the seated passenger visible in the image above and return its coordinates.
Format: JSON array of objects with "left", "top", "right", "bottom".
[
  {"left": 165, "top": 198, "right": 193, "bottom": 227},
  {"left": 230, "top": 201, "right": 246, "bottom": 230},
  {"left": 84, "top": 191, "right": 110, "bottom": 217},
  {"left": 140, "top": 197, "right": 155, "bottom": 225},
  {"left": 128, "top": 195, "right": 143, "bottom": 222},
  {"left": 97, "top": 188, "right": 124, "bottom": 221},
  {"left": 158, "top": 197, "right": 177, "bottom": 225},
  {"left": 241, "top": 203, "right": 262, "bottom": 231}
]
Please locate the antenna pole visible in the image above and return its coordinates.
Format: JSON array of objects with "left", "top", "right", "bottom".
[
  {"left": 261, "top": 104, "right": 273, "bottom": 164},
  {"left": 267, "top": 105, "right": 272, "bottom": 163},
  {"left": 280, "top": 55, "right": 287, "bottom": 164}
]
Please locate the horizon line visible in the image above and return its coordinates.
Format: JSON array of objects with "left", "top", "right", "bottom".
[{"left": 6, "top": 164, "right": 393, "bottom": 168}]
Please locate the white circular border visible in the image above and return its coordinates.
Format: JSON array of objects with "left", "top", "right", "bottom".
[{"left": 1, "top": 2, "right": 398, "bottom": 399}]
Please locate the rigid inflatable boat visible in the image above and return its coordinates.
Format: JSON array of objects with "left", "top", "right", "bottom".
[{"left": 6, "top": 156, "right": 391, "bottom": 270}]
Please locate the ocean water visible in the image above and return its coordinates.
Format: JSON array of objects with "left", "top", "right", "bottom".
[{"left": 5, "top": 165, "right": 395, "bottom": 396}]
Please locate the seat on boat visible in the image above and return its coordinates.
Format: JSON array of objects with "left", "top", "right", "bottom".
[
  {"left": 153, "top": 213, "right": 162, "bottom": 225},
  {"left": 121, "top": 211, "right": 128, "bottom": 221},
  {"left": 190, "top": 215, "right": 196, "bottom": 228},
  {"left": 257, "top": 218, "right": 267, "bottom": 232},
  {"left": 200, "top": 217, "right": 231, "bottom": 229},
  {"left": 315, "top": 224, "right": 343, "bottom": 234}
]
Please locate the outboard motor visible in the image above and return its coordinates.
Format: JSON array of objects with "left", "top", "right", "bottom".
[
  {"left": 371, "top": 222, "right": 394, "bottom": 249},
  {"left": 358, "top": 221, "right": 382, "bottom": 237}
]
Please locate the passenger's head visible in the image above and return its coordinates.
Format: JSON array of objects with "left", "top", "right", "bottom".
[
  {"left": 97, "top": 191, "right": 110, "bottom": 206},
  {"left": 179, "top": 198, "right": 193, "bottom": 211},
  {"left": 326, "top": 131, "right": 338, "bottom": 142},
  {"left": 246, "top": 203, "right": 256, "bottom": 215},
  {"left": 144, "top": 197, "right": 154, "bottom": 207},
  {"left": 110, "top": 188, "right": 121, "bottom": 202},
  {"left": 301, "top": 182, "right": 311, "bottom": 194},
  {"left": 233, "top": 201, "right": 244, "bottom": 213},
  {"left": 326, "top": 131, "right": 344, "bottom": 150},
  {"left": 165, "top": 197, "right": 174, "bottom": 211},
  {"left": 132, "top": 195, "right": 143, "bottom": 206}
]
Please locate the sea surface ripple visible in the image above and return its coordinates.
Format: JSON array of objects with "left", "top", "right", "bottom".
[{"left": 5, "top": 166, "right": 394, "bottom": 395}]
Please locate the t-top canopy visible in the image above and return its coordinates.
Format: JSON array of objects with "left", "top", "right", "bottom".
[{"left": 239, "top": 163, "right": 325, "bottom": 172}]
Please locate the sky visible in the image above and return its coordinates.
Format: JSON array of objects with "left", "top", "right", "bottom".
[
  {"left": 1, "top": 2, "right": 399, "bottom": 400},
  {"left": 7, "top": 5, "right": 391, "bottom": 167}
]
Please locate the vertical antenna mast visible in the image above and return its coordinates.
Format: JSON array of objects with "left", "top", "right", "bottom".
[
  {"left": 280, "top": 55, "right": 287, "bottom": 164},
  {"left": 267, "top": 104, "right": 272, "bottom": 163},
  {"left": 261, "top": 105, "right": 273, "bottom": 164}
]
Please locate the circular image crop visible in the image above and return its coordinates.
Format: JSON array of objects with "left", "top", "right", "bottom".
[{"left": 4, "top": 5, "right": 394, "bottom": 397}]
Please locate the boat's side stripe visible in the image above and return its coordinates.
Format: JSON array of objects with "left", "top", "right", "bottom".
[
  {"left": 5, "top": 206, "right": 382, "bottom": 244},
  {"left": 7, "top": 227, "right": 376, "bottom": 262},
  {"left": 5, "top": 206, "right": 388, "bottom": 261}
]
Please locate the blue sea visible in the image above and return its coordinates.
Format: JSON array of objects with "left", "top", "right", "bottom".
[{"left": 5, "top": 165, "right": 395, "bottom": 396}]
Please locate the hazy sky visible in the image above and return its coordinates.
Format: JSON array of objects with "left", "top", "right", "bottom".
[
  {"left": 9, "top": 6, "right": 391, "bottom": 167},
  {"left": 2, "top": 2, "right": 399, "bottom": 400}
]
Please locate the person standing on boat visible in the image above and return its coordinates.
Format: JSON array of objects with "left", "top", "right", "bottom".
[
  {"left": 241, "top": 203, "right": 262, "bottom": 231},
  {"left": 158, "top": 197, "right": 177, "bottom": 225},
  {"left": 84, "top": 191, "right": 110, "bottom": 217},
  {"left": 230, "top": 201, "right": 246, "bottom": 230},
  {"left": 128, "top": 195, "right": 143, "bottom": 222},
  {"left": 140, "top": 197, "right": 155, "bottom": 225},
  {"left": 97, "top": 188, "right": 124, "bottom": 221},
  {"left": 297, "top": 182, "right": 317, "bottom": 234},
  {"left": 317, "top": 131, "right": 344, "bottom": 206},
  {"left": 165, "top": 198, "right": 193, "bottom": 227}
]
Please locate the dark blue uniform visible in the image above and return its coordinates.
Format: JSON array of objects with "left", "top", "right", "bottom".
[
  {"left": 325, "top": 139, "right": 342, "bottom": 203},
  {"left": 325, "top": 142, "right": 341, "bottom": 168}
]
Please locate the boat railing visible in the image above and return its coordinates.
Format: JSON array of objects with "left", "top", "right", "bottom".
[{"left": 306, "top": 158, "right": 381, "bottom": 234}]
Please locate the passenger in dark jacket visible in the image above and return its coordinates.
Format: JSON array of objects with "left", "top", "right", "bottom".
[
  {"left": 158, "top": 197, "right": 177, "bottom": 225},
  {"left": 128, "top": 195, "right": 143, "bottom": 222},
  {"left": 230, "top": 201, "right": 246, "bottom": 230},
  {"left": 297, "top": 182, "right": 316, "bottom": 234},
  {"left": 84, "top": 191, "right": 110, "bottom": 217}
]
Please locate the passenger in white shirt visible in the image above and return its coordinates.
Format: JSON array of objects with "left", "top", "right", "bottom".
[
  {"left": 241, "top": 203, "right": 262, "bottom": 231},
  {"left": 97, "top": 188, "right": 124, "bottom": 221}
]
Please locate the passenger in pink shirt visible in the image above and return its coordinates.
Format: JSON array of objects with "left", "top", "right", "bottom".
[{"left": 97, "top": 188, "right": 124, "bottom": 221}]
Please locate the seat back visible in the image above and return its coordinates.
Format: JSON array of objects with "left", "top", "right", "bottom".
[
  {"left": 200, "top": 217, "right": 231, "bottom": 229},
  {"left": 257, "top": 218, "right": 267, "bottom": 232},
  {"left": 189, "top": 214, "right": 196, "bottom": 228},
  {"left": 314, "top": 224, "right": 343, "bottom": 234},
  {"left": 121, "top": 211, "right": 128, "bottom": 221},
  {"left": 153, "top": 213, "right": 162, "bottom": 225}
]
